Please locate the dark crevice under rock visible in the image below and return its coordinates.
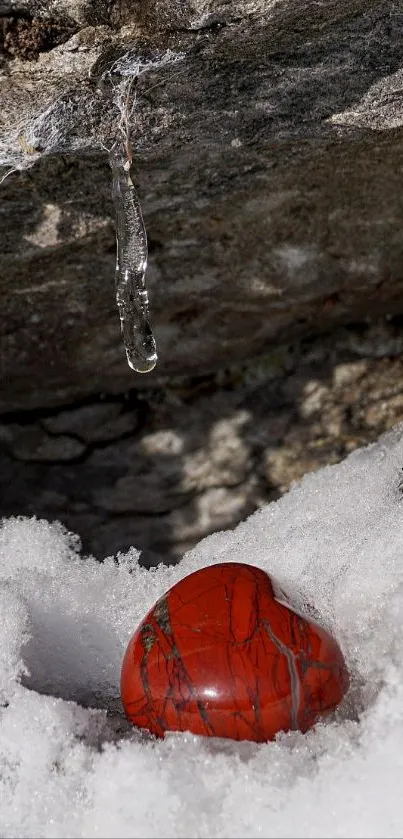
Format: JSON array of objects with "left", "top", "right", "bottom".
[{"left": 2, "top": 319, "right": 403, "bottom": 565}]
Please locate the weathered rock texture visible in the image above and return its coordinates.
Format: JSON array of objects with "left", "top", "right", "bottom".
[
  {"left": 1, "top": 1, "right": 403, "bottom": 562},
  {"left": 2, "top": 0, "right": 403, "bottom": 408}
]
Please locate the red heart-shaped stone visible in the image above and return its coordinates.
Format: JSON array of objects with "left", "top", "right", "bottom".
[{"left": 121, "top": 562, "right": 349, "bottom": 742}]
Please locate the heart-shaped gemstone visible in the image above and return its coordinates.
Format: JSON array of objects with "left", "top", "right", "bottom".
[{"left": 121, "top": 562, "right": 349, "bottom": 742}]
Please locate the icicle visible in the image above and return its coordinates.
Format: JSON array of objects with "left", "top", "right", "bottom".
[
  {"left": 109, "top": 138, "right": 157, "bottom": 373},
  {"left": 98, "top": 48, "right": 184, "bottom": 372}
]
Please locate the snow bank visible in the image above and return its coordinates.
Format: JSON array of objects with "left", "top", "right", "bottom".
[{"left": 1, "top": 423, "right": 403, "bottom": 837}]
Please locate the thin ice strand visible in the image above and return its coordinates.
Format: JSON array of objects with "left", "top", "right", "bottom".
[
  {"left": 102, "top": 51, "right": 184, "bottom": 372},
  {"left": 109, "top": 134, "right": 157, "bottom": 373}
]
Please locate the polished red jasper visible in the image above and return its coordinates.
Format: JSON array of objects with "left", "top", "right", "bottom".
[{"left": 121, "top": 562, "right": 349, "bottom": 742}]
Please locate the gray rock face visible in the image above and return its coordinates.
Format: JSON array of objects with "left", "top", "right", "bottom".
[
  {"left": 2, "top": 1, "right": 403, "bottom": 563},
  {"left": 1, "top": 0, "right": 403, "bottom": 409}
]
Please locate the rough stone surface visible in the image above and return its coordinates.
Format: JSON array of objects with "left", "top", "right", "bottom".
[
  {"left": 1, "top": 1, "right": 403, "bottom": 408},
  {"left": 2, "top": 319, "right": 403, "bottom": 564},
  {"left": 41, "top": 401, "right": 139, "bottom": 442},
  {"left": 0, "top": 423, "right": 86, "bottom": 460}
]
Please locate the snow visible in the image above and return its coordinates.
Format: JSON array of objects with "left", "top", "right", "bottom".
[{"left": 1, "top": 423, "right": 403, "bottom": 838}]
